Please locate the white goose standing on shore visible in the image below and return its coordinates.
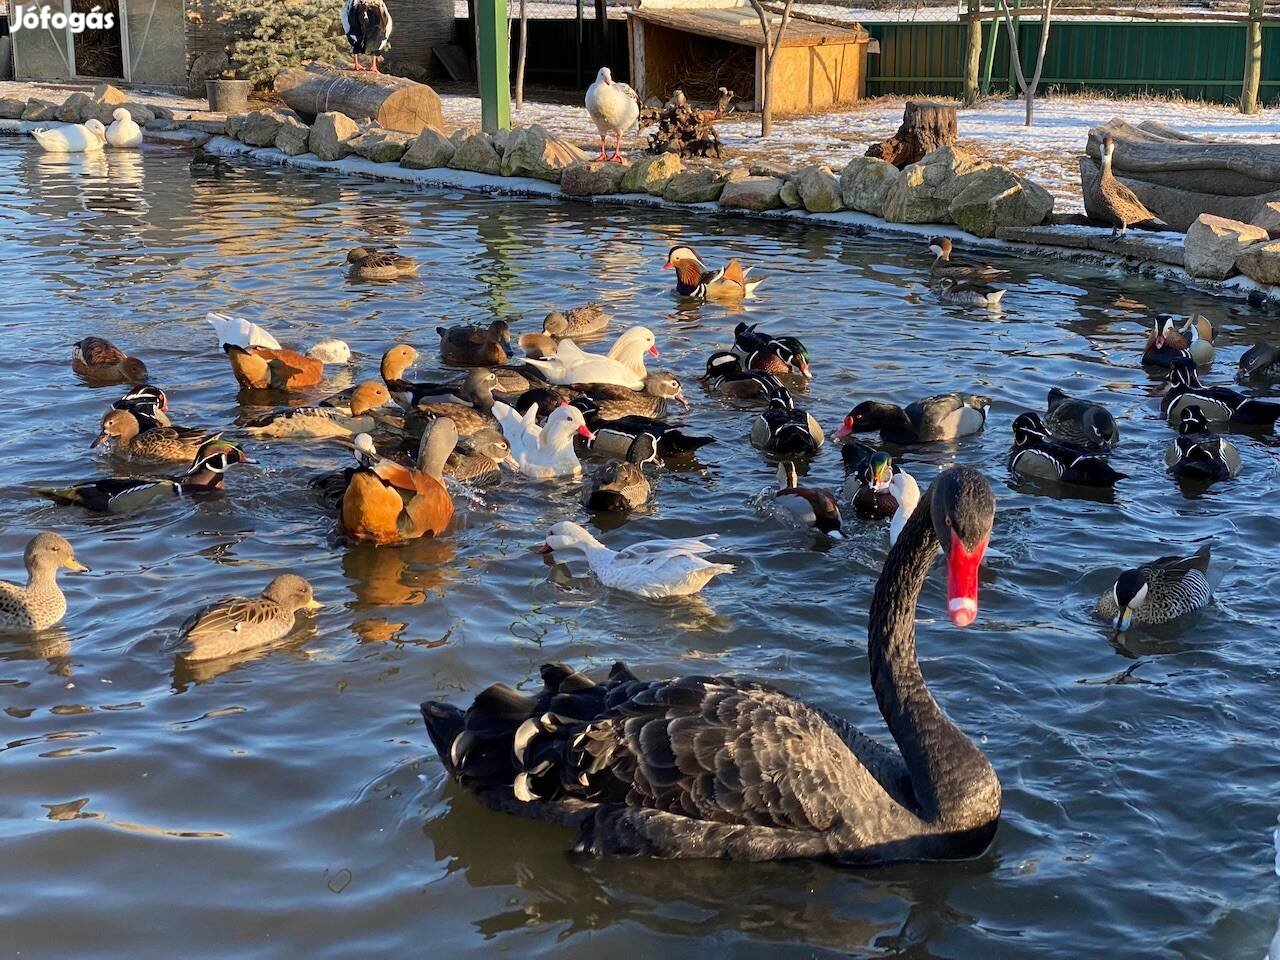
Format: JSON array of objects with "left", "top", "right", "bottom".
[
  {"left": 538, "top": 522, "right": 734, "bottom": 598},
  {"left": 585, "top": 66, "right": 640, "bottom": 162},
  {"left": 342, "top": 0, "right": 393, "bottom": 73}
]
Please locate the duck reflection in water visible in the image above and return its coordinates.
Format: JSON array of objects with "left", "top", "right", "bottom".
[{"left": 341, "top": 536, "right": 457, "bottom": 609}]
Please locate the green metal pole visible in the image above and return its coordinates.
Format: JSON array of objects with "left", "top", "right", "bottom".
[
  {"left": 477, "top": 0, "right": 511, "bottom": 131},
  {"left": 981, "top": 0, "right": 1000, "bottom": 95}
]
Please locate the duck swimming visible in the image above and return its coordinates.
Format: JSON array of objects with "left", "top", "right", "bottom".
[
  {"left": 1009, "top": 412, "right": 1126, "bottom": 487},
  {"left": 244, "top": 382, "right": 395, "bottom": 439},
  {"left": 750, "top": 384, "right": 824, "bottom": 456},
  {"left": 35, "top": 439, "right": 253, "bottom": 513},
  {"left": 581, "top": 434, "right": 657, "bottom": 513},
  {"left": 1166, "top": 405, "right": 1241, "bottom": 483},
  {"left": 446, "top": 429, "right": 517, "bottom": 483},
  {"left": 570, "top": 373, "right": 688, "bottom": 419},
  {"left": 340, "top": 421, "right": 456, "bottom": 544},
  {"left": 347, "top": 247, "right": 417, "bottom": 281},
  {"left": 664, "top": 246, "right": 765, "bottom": 300},
  {"left": 207, "top": 313, "right": 351, "bottom": 391},
  {"left": 835, "top": 394, "right": 990, "bottom": 445},
  {"left": 937, "top": 277, "right": 1006, "bottom": 308},
  {"left": 574, "top": 397, "right": 715, "bottom": 459},
  {"left": 1097, "top": 544, "right": 1213, "bottom": 632},
  {"left": 91, "top": 409, "right": 221, "bottom": 464},
  {"left": 774, "top": 462, "right": 843, "bottom": 538},
  {"left": 542, "top": 304, "right": 610, "bottom": 340},
  {"left": 928, "top": 237, "right": 1007, "bottom": 282},
  {"left": 731, "top": 324, "right": 812, "bottom": 379},
  {"left": 842, "top": 443, "right": 899, "bottom": 515},
  {"left": 72, "top": 337, "right": 148, "bottom": 384},
  {"left": 113, "top": 385, "right": 171, "bottom": 426},
  {"left": 493, "top": 401, "right": 592, "bottom": 479},
  {"left": 176, "top": 573, "right": 322, "bottom": 662},
  {"left": 438, "top": 320, "right": 511, "bottom": 366},
  {"left": 1142, "top": 315, "right": 1214, "bottom": 368},
  {"left": 0, "top": 533, "right": 90, "bottom": 632},
  {"left": 536, "top": 521, "right": 733, "bottom": 598},
  {"left": 519, "top": 328, "right": 658, "bottom": 389},
  {"left": 1162, "top": 356, "right": 1280, "bottom": 427},
  {"left": 1043, "top": 387, "right": 1119, "bottom": 451},
  {"left": 32, "top": 119, "right": 106, "bottom": 153},
  {"left": 1238, "top": 343, "right": 1280, "bottom": 381},
  {"left": 703, "top": 354, "right": 781, "bottom": 400},
  {"left": 421, "top": 466, "right": 999, "bottom": 861}
]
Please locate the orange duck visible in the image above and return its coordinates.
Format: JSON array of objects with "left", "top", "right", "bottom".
[
  {"left": 72, "top": 337, "right": 148, "bottom": 384},
  {"left": 340, "top": 419, "right": 456, "bottom": 544},
  {"left": 207, "top": 312, "right": 351, "bottom": 391}
]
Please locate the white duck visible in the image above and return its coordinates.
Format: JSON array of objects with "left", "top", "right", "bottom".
[
  {"left": 585, "top": 66, "right": 640, "bottom": 162},
  {"left": 538, "top": 521, "right": 734, "bottom": 599},
  {"left": 518, "top": 327, "right": 657, "bottom": 389},
  {"left": 888, "top": 469, "right": 922, "bottom": 547},
  {"left": 492, "top": 401, "right": 592, "bottom": 479},
  {"left": 32, "top": 119, "right": 106, "bottom": 153},
  {"left": 205, "top": 312, "right": 352, "bottom": 363},
  {"left": 105, "top": 108, "right": 143, "bottom": 149}
]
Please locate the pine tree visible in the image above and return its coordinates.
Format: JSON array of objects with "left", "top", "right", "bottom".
[{"left": 216, "top": 0, "right": 349, "bottom": 90}]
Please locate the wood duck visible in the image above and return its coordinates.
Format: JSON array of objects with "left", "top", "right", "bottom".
[
  {"left": 1043, "top": 387, "right": 1119, "bottom": 451},
  {"left": 1162, "top": 356, "right": 1280, "bottom": 427},
  {"left": 702, "top": 354, "right": 781, "bottom": 400},
  {"left": 749, "top": 383, "right": 824, "bottom": 456},
  {"left": 1165, "top": 405, "right": 1241, "bottom": 483},
  {"left": 574, "top": 397, "right": 714, "bottom": 459},
  {"left": 1238, "top": 342, "right": 1280, "bottom": 381},
  {"left": 1009, "top": 412, "right": 1126, "bottom": 487},
  {"left": 730, "top": 323, "right": 811, "bottom": 378}
]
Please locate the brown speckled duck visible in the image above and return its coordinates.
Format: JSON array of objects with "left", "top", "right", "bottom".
[
  {"left": 91, "top": 409, "right": 222, "bottom": 464},
  {"left": 438, "top": 320, "right": 511, "bottom": 366},
  {"left": 446, "top": 429, "right": 517, "bottom": 483},
  {"left": 570, "top": 372, "right": 688, "bottom": 419},
  {"left": 346, "top": 247, "right": 418, "bottom": 281},
  {"left": 0, "top": 533, "right": 89, "bottom": 632},
  {"left": 1092, "top": 134, "right": 1162, "bottom": 237},
  {"left": 543, "top": 304, "right": 610, "bottom": 340},
  {"left": 72, "top": 337, "right": 148, "bottom": 384},
  {"left": 176, "top": 573, "right": 322, "bottom": 662}
]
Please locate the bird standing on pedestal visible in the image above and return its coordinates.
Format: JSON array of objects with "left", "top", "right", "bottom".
[
  {"left": 342, "top": 0, "right": 393, "bottom": 73},
  {"left": 585, "top": 66, "right": 640, "bottom": 162}
]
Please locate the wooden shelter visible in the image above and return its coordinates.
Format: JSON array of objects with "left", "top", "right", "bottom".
[{"left": 626, "top": 2, "right": 870, "bottom": 114}]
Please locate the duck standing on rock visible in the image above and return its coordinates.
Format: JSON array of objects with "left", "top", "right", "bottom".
[
  {"left": 1097, "top": 545, "right": 1214, "bottom": 632},
  {"left": 0, "top": 533, "right": 89, "bottom": 632},
  {"left": 585, "top": 66, "right": 640, "bottom": 162},
  {"left": 342, "top": 0, "right": 393, "bottom": 73},
  {"left": 664, "top": 246, "right": 765, "bottom": 300}
]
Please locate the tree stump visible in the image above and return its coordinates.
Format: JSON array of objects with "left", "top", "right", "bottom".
[
  {"left": 866, "top": 100, "right": 958, "bottom": 169},
  {"left": 274, "top": 63, "right": 443, "bottom": 134}
]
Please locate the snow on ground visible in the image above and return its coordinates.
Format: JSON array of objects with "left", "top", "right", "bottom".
[{"left": 439, "top": 91, "right": 1280, "bottom": 212}]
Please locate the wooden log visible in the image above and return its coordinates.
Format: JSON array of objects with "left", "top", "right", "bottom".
[
  {"left": 963, "top": 0, "right": 981, "bottom": 105},
  {"left": 1242, "top": 0, "right": 1264, "bottom": 115},
  {"left": 865, "top": 100, "right": 958, "bottom": 169},
  {"left": 1086, "top": 119, "right": 1280, "bottom": 189},
  {"left": 274, "top": 64, "right": 443, "bottom": 134}
]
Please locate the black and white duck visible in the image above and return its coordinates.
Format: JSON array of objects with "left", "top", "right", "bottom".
[
  {"left": 928, "top": 237, "right": 1007, "bottom": 282},
  {"left": 703, "top": 354, "right": 782, "bottom": 400},
  {"left": 774, "top": 461, "right": 843, "bottom": 538},
  {"left": 1043, "top": 387, "right": 1119, "bottom": 451},
  {"left": 1165, "top": 405, "right": 1241, "bottom": 483},
  {"left": 113, "top": 384, "right": 171, "bottom": 427},
  {"left": 1162, "top": 356, "right": 1280, "bottom": 427},
  {"left": 581, "top": 434, "right": 658, "bottom": 513},
  {"left": 1009, "top": 412, "right": 1126, "bottom": 487},
  {"left": 1096, "top": 544, "right": 1213, "bottom": 632},
  {"left": 342, "top": 0, "right": 393, "bottom": 73},
  {"left": 835, "top": 394, "right": 990, "bottom": 445},
  {"left": 421, "top": 466, "right": 1000, "bottom": 862},
  {"left": 937, "top": 277, "right": 1006, "bottom": 308},
  {"left": 1238, "top": 343, "right": 1280, "bottom": 381},
  {"left": 574, "top": 397, "right": 714, "bottom": 459},
  {"left": 749, "top": 383, "right": 824, "bottom": 455},
  {"left": 730, "top": 323, "right": 812, "bottom": 379},
  {"left": 35, "top": 440, "right": 253, "bottom": 514}
]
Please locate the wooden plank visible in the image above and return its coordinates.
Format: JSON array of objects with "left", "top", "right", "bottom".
[
  {"left": 962, "top": 7, "right": 1280, "bottom": 21},
  {"left": 627, "top": 7, "right": 867, "bottom": 48}
]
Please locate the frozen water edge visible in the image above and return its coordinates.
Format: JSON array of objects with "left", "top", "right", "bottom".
[{"left": 200, "top": 135, "right": 1280, "bottom": 308}]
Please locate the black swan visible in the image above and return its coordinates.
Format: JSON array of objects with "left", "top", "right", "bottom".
[{"left": 420, "top": 466, "right": 1000, "bottom": 862}]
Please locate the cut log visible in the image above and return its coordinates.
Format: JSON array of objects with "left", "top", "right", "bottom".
[
  {"left": 274, "top": 63, "right": 443, "bottom": 135},
  {"left": 865, "top": 100, "right": 958, "bottom": 169},
  {"left": 1086, "top": 118, "right": 1280, "bottom": 192}
]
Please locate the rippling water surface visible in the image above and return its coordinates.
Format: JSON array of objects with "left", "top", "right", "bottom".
[{"left": 1, "top": 141, "right": 1277, "bottom": 959}]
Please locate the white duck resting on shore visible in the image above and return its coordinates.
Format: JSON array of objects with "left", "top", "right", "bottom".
[
  {"left": 538, "top": 521, "right": 734, "bottom": 598},
  {"left": 105, "top": 108, "right": 143, "bottom": 149},
  {"left": 585, "top": 66, "right": 640, "bottom": 162},
  {"left": 32, "top": 119, "right": 106, "bottom": 153},
  {"left": 492, "top": 401, "right": 592, "bottom": 478},
  {"left": 518, "top": 327, "right": 657, "bottom": 389}
]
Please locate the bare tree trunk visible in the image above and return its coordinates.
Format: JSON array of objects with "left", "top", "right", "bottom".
[
  {"left": 1000, "top": 0, "right": 1055, "bottom": 127},
  {"left": 749, "top": 0, "right": 794, "bottom": 138},
  {"left": 515, "top": 0, "right": 528, "bottom": 109}
]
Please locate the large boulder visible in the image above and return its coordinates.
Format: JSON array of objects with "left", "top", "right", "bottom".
[
  {"left": 0, "top": 96, "right": 26, "bottom": 120},
  {"left": 57, "top": 92, "right": 93, "bottom": 123},
  {"left": 719, "top": 176, "right": 784, "bottom": 212},
  {"left": 792, "top": 164, "right": 844, "bottom": 213},
  {"left": 949, "top": 167, "right": 1054, "bottom": 238},
  {"left": 561, "top": 160, "right": 628, "bottom": 196},
  {"left": 275, "top": 116, "right": 312, "bottom": 156},
  {"left": 351, "top": 129, "right": 412, "bottom": 163},
  {"left": 309, "top": 111, "right": 360, "bottom": 161},
  {"left": 1183, "top": 214, "right": 1268, "bottom": 280},
  {"left": 239, "top": 108, "right": 295, "bottom": 148},
  {"left": 449, "top": 133, "right": 502, "bottom": 175},
  {"left": 501, "top": 124, "right": 587, "bottom": 182},
  {"left": 779, "top": 179, "right": 803, "bottom": 209},
  {"left": 840, "top": 157, "right": 901, "bottom": 216},
  {"left": 882, "top": 146, "right": 991, "bottom": 224},
  {"left": 92, "top": 83, "right": 128, "bottom": 106},
  {"left": 400, "top": 126, "right": 455, "bottom": 169},
  {"left": 663, "top": 167, "right": 728, "bottom": 203},
  {"left": 22, "top": 99, "right": 59, "bottom": 121},
  {"left": 620, "top": 152, "right": 683, "bottom": 195},
  {"left": 1235, "top": 239, "right": 1280, "bottom": 285},
  {"left": 224, "top": 113, "right": 248, "bottom": 141},
  {"left": 1251, "top": 201, "right": 1280, "bottom": 238}
]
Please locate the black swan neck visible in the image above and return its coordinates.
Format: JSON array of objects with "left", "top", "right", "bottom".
[{"left": 867, "top": 495, "right": 999, "bottom": 828}]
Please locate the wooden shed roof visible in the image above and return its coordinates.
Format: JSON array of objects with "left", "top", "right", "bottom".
[{"left": 627, "top": 6, "right": 870, "bottom": 47}]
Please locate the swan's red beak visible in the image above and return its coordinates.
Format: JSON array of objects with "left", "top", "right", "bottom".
[
  {"left": 946, "top": 531, "right": 988, "bottom": 628},
  {"left": 833, "top": 415, "right": 855, "bottom": 441}
]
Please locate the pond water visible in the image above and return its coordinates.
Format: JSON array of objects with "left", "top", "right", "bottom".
[{"left": 0, "top": 141, "right": 1277, "bottom": 959}]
